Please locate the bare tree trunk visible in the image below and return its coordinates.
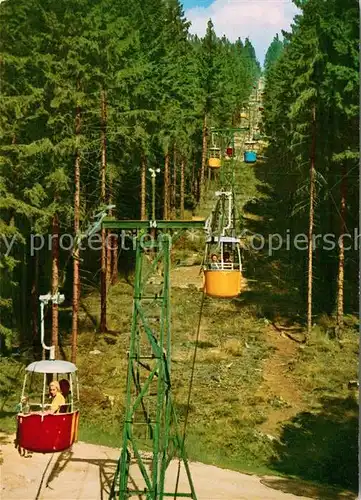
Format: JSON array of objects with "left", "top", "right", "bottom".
[
  {"left": 21, "top": 245, "right": 27, "bottom": 341},
  {"left": 141, "top": 155, "right": 147, "bottom": 220},
  {"left": 180, "top": 157, "right": 185, "bottom": 219},
  {"left": 336, "top": 163, "right": 347, "bottom": 335},
  {"left": 107, "top": 165, "right": 118, "bottom": 286},
  {"left": 31, "top": 251, "right": 39, "bottom": 353},
  {"left": 8, "top": 214, "right": 16, "bottom": 334},
  {"left": 200, "top": 113, "right": 207, "bottom": 202},
  {"left": 71, "top": 105, "right": 81, "bottom": 364},
  {"left": 172, "top": 148, "right": 177, "bottom": 218},
  {"left": 100, "top": 89, "right": 107, "bottom": 333},
  {"left": 107, "top": 197, "right": 118, "bottom": 286},
  {"left": 106, "top": 204, "right": 112, "bottom": 286},
  {"left": 307, "top": 104, "right": 316, "bottom": 341},
  {"left": 51, "top": 212, "right": 59, "bottom": 358},
  {"left": 163, "top": 152, "right": 170, "bottom": 220},
  {"left": 191, "top": 155, "right": 196, "bottom": 199},
  {"left": 111, "top": 225, "right": 118, "bottom": 285},
  {"left": 102, "top": 92, "right": 116, "bottom": 288}
]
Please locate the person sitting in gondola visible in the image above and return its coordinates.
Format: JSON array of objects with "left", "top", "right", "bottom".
[
  {"left": 48, "top": 381, "right": 66, "bottom": 414},
  {"left": 210, "top": 253, "right": 220, "bottom": 269},
  {"left": 59, "top": 379, "right": 71, "bottom": 413},
  {"left": 223, "top": 252, "right": 233, "bottom": 269},
  {"left": 224, "top": 252, "right": 231, "bottom": 262}
]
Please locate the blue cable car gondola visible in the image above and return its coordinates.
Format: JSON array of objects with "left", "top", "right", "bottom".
[
  {"left": 244, "top": 140, "right": 257, "bottom": 163},
  {"left": 244, "top": 151, "right": 257, "bottom": 163}
]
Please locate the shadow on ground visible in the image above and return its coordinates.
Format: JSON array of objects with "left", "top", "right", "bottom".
[
  {"left": 37, "top": 449, "right": 118, "bottom": 500},
  {"left": 261, "top": 476, "right": 357, "bottom": 500},
  {"left": 235, "top": 287, "right": 303, "bottom": 324},
  {"left": 40, "top": 448, "right": 156, "bottom": 500},
  {"left": 269, "top": 395, "right": 358, "bottom": 493}
]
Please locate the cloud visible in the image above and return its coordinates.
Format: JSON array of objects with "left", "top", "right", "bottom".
[{"left": 185, "top": 0, "right": 300, "bottom": 66}]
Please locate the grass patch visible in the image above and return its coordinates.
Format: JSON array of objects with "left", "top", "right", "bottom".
[
  {"left": 79, "top": 419, "right": 122, "bottom": 449},
  {"left": 0, "top": 357, "right": 25, "bottom": 434}
]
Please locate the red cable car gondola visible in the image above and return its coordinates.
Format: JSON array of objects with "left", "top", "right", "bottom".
[
  {"left": 16, "top": 292, "right": 80, "bottom": 454},
  {"left": 16, "top": 360, "right": 80, "bottom": 454}
]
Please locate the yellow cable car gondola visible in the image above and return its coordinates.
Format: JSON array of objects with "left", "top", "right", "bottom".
[
  {"left": 203, "top": 236, "right": 243, "bottom": 298},
  {"left": 208, "top": 147, "right": 221, "bottom": 169}
]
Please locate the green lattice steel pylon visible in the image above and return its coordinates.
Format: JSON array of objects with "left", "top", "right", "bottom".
[{"left": 104, "top": 220, "right": 203, "bottom": 500}]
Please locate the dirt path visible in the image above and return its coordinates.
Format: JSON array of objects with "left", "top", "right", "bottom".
[
  {"left": 256, "top": 326, "right": 304, "bottom": 435},
  {"left": 0, "top": 433, "right": 321, "bottom": 500}
]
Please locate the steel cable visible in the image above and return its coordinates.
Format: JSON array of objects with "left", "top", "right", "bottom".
[{"left": 173, "top": 288, "right": 206, "bottom": 500}]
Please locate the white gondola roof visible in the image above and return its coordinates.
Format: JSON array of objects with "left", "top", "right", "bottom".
[
  {"left": 25, "top": 360, "right": 77, "bottom": 374},
  {"left": 206, "top": 236, "right": 240, "bottom": 243}
]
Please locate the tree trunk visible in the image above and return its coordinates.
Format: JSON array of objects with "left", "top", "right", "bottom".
[
  {"left": 180, "top": 157, "right": 185, "bottom": 219},
  {"left": 140, "top": 155, "right": 147, "bottom": 220},
  {"left": 307, "top": 104, "right": 316, "bottom": 341},
  {"left": 111, "top": 226, "right": 118, "bottom": 285},
  {"left": 172, "top": 148, "right": 177, "bottom": 218},
  {"left": 100, "top": 89, "right": 107, "bottom": 333},
  {"left": 200, "top": 113, "right": 207, "bottom": 202},
  {"left": 21, "top": 244, "right": 27, "bottom": 342},
  {"left": 163, "top": 152, "right": 170, "bottom": 220},
  {"left": 71, "top": 104, "right": 81, "bottom": 364},
  {"left": 106, "top": 207, "right": 112, "bottom": 286},
  {"left": 31, "top": 251, "right": 39, "bottom": 353},
  {"left": 51, "top": 212, "right": 59, "bottom": 358},
  {"left": 106, "top": 188, "right": 115, "bottom": 288},
  {"left": 108, "top": 198, "right": 118, "bottom": 286},
  {"left": 191, "top": 155, "right": 196, "bottom": 199},
  {"left": 336, "top": 163, "right": 347, "bottom": 335}
]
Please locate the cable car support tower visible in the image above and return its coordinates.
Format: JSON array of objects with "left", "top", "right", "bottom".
[{"left": 103, "top": 214, "right": 203, "bottom": 499}]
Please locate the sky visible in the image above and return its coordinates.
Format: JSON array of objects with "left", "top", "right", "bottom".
[{"left": 181, "top": 0, "right": 300, "bottom": 67}]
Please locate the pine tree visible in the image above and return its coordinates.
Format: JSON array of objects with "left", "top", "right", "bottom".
[
  {"left": 262, "top": 0, "right": 359, "bottom": 328},
  {"left": 264, "top": 34, "right": 284, "bottom": 73}
]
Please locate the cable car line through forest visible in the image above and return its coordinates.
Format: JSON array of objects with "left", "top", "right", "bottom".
[
  {"left": 101, "top": 80, "right": 263, "bottom": 499},
  {"left": 14, "top": 72, "right": 263, "bottom": 497}
]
